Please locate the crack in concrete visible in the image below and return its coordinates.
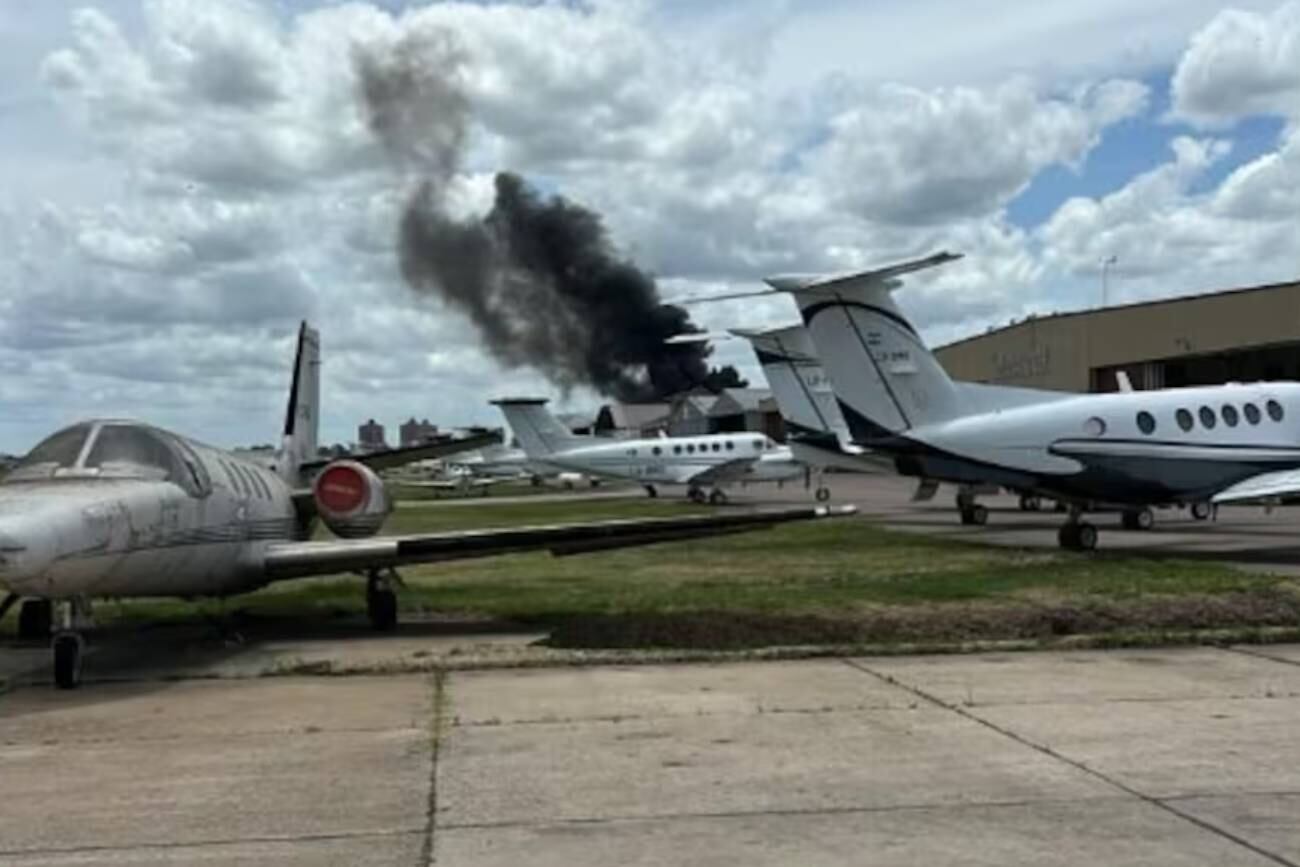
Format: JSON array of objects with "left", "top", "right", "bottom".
[
  {"left": 436, "top": 793, "right": 1138, "bottom": 832},
  {"left": 0, "top": 829, "right": 424, "bottom": 859},
  {"left": 1224, "top": 645, "right": 1300, "bottom": 669},
  {"left": 448, "top": 703, "right": 908, "bottom": 729},
  {"left": 421, "top": 671, "right": 446, "bottom": 866},
  {"left": 841, "top": 658, "right": 1300, "bottom": 867}
]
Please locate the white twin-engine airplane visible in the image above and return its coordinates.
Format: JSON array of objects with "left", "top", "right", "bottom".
[
  {"left": 0, "top": 324, "right": 852, "bottom": 688},
  {"left": 714, "top": 251, "right": 1300, "bottom": 552},
  {"left": 492, "top": 399, "right": 804, "bottom": 503}
]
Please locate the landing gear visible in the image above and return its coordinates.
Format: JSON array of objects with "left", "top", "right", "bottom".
[
  {"left": 1018, "top": 494, "right": 1043, "bottom": 512},
  {"left": 688, "top": 487, "right": 707, "bottom": 504},
  {"left": 1121, "top": 507, "right": 1155, "bottom": 531},
  {"left": 956, "top": 491, "right": 988, "bottom": 526},
  {"left": 50, "top": 597, "right": 92, "bottom": 689},
  {"left": 18, "top": 599, "right": 52, "bottom": 641},
  {"left": 1191, "top": 502, "right": 1213, "bottom": 521},
  {"left": 366, "top": 569, "right": 399, "bottom": 632},
  {"left": 815, "top": 487, "right": 831, "bottom": 502},
  {"left": 708, "top": 489, "right": 729, "bottom": 506},
  {"left": 1058, "top": 516, "right": 1098, "bottom": 551},
  {"left": 644, "top": 484, "right": 658, "bottom": 499}
]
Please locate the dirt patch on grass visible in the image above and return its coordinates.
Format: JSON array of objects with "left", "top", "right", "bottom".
[{"left": 541, "top": 588, "right": 1300, "bottom": 650}]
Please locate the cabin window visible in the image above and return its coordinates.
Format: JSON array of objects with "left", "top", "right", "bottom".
[
  {"left": 673, "top": 445, "right": 681, "bottom": 455},
  {"left": 1136, "top": 411, "right": 1155, "bottom": 435},
  {"left": 625, "top": 448, "right": 637, "bottom": 456},
  {"left": 1267, "top": 399, "right": 1284, "bottom": 422},
  {"left": 725, "top": 441, "right": 734, "bottom": 451},
  {"left": 219, "top": 460, "right": 240, "bottom": 493},
  {"left": 1176, "top": 409, "right": 1193, "bottom": 432},
  {"left": 686, "top": 444, "right": 695, "bottom": 454},
  {"left": 1198, "top": 406, "right": 1217, "bottom": 429},
  {"left": 84, "top": 425, "right": 186, "bottom": 484},
  {"left": 1244, "top": 403, "right": 1262, "bottom": 425},
  {"left": 252, "top": 469, "right": 272, "bottom": 500},
  {"left": 1222, "top": 405, "right": 1239, "bottom": 427},
  {"left": 652, "top": 446, "right": 662, "bottom": 456},
  {"left": 712, "top": 442, "right": 721, "bottom": 452},
  {"left": 753, "top": 441, "right": 763, "bottom": 451}
]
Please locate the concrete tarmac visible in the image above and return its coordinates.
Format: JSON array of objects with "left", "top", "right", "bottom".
[{"left": 5, "top": 645, "right": 1300, "bottom": 865}]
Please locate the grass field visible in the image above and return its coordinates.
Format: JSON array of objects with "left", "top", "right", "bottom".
[{"left": 22, "top": 496, "right": 1297, "bottom": 650}]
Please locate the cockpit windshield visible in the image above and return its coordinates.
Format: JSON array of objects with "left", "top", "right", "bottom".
[
  {"left": 4, "top": 424, "right": 92, "bottom": 482},
  {"left": 3, "top": 422, "right": 197, "bottom": 489},
  {"left": 84, "top": 424, "right": 186, "bottom": 482}
]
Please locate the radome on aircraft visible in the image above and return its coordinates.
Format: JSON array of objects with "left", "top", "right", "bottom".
[
  {"left": 697, "top": 251, "right": 1300, "bottom": 552},
  {"left": 0, "top": 323, "right": 853, "bottom": 688},
  {"left": 493, "top": 398, "right": 805, "bottom": 504}
]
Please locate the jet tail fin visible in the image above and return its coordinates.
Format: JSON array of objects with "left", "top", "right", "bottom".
[
  {"left": 280, "top": 322, "right": 321, "bottom": 484},
  {"left": 765, "top": 252, "right": 964, "bottom": 440},
  {"left": 491, "top": 398, "right": 586, "bottom": 458}
]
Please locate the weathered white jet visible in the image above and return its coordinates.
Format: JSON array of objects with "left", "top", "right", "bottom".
[
  {"left": 729, "top": 251, "right": 1300, "bottom": 550},
  {"left": 493, "top": 398, "right": 804, "bottom": 503},
  {"left": 0, "top": 324, "right": 852, "bottom": 687}
]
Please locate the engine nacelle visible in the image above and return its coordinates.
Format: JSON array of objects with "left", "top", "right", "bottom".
[{"left": 312, "top": 460, "right": 392, "bottom": 538}]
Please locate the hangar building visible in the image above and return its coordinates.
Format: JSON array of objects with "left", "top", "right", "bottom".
[{"left": 936, "top": 278, "right": 1300, "bottom": 393}]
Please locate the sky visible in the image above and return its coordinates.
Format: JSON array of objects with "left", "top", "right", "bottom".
[{"left": 1, "top": 0, "right": 1299, "bottom": 453}]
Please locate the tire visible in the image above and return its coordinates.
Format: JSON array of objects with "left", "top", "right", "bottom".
[
  {"left": 970, "top": 504, "right": 989, "bottom": 526},
  {"left": 708, "top": 490, "right": 727, "bottom": 506},
  {"left": 1018, "top": 494, "right": 1041, "bottom": 512},
  {"left": 688, "top": 488, "right": 706, "bottom": 504},
  {"left": 644, "top": 485, "right": 658, "bottom": 499},
  {"left": 815, "top": 487, "right": 831, "bottom": 502},
  {"left": 1075, "top": 522, "right": 1099, "bottom": 551},
  {"left": 53, "top": 632, "right": 83, "bottom": 690},
  {"left": 1191, "top": 502, "right": 1212, "bottom": 521},
  {"left": 18, "top": 599, "right": 52, "bottom": 641},
  {"left": 367, "top": 589, "right": 398, "bottom": 632},
  {"left": 1135, "top": 508, "right": 1154, "bottom": 531}
]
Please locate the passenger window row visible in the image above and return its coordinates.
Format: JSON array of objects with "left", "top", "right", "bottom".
[
  {"left": 1136, "top": 399, "right": 1283, "bottom": 435},
  {"left": 653, "top": 441, "right": 739, "bottom": 456}
]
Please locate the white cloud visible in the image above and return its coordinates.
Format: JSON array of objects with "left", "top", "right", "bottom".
[{"left": 1171, "top": 1, "right": 1300, "bottom": 125}]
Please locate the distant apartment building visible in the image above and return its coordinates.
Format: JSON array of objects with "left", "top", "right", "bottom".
[
  {"left": 358, "top": 419, "right": 387, "bottom": 452},
  {"left": 399, "top": 418, "right": 440, "bottom": 447}
]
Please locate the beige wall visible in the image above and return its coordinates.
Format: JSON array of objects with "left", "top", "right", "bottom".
[{"left": 935, "top": 281, "right": 1300, "bottom": 391}]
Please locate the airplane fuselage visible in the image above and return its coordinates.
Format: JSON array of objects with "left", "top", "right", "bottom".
[
  {"left": 0, "top": 424, "right": 300, "bottom": 601},
  {"left": 540, "top": 432, "right": 802, "bottom": 486},
  {"left": 870, "top": 382, "right": 1300, "bottom": 506}
]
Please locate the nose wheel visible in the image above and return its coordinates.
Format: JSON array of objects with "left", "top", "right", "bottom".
[
  {"left": 50, "top": 597, "right": 93, "bottom": 689},
  {"left": 1058, "top": 521, "right": 1098, "bottom": 551},
  {"left": 708, "top": 489, "right": 729, "bottom": 506},
  {"left": 366, "top": 569, "right": 399, "bottom": 632}
]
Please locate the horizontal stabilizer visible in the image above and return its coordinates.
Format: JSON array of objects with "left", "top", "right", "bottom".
[
  {"left": 665, "top": 332, "right": 732, "bottom": 345},
  {"left": 765, "top": 251, "right": 962, "bottom": 293},
  {"left": 300, "top": 430, "right": 501, "bottom": 475}
]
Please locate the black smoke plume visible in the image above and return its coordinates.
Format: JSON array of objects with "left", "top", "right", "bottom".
[{"left": 354, "top": 34, "right": 744, "bottom": 402}]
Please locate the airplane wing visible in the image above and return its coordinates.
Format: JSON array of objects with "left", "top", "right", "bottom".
[
  {"left": 300, "top": 430, "right": 502, "bottom": 474},
  {"left": 262, "top": 505, "right": 856, "bottom": 580},
  {"left": 673, "top": 457, "right": 759, "bottom": 487},
  {"left": 1212, "top": 470, "right": 1300, "bottom": 504}
]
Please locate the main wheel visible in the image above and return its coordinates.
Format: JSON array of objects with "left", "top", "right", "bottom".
[
  {"left": 1057, "top": 524, "right": 1079, "bottom": 549},
  {"left": 52, "top": 632, "right": 83, "bottom": 689},
  {"left": 1124, "top": 508, "right": 1155, "bottom": 531},
  {"left": 1075, "top": 522, "right": 1099, "bottom": 550},
  {"left": 18, "top": 599, "right": 52, "bottom": 640},
  {"left": 644, "top": 484, "right": 658, "bottom": 499},
  {"left": 367, "top": 588, "right": 398, "bottom": 632},
  {"left": 1191, "top": 502, "right": 1212, "bottom": 521},
  {"left": 969, "top": 504, "right": 989, "bottom": 525},
  {"left": 708, "top": 489, "right": 728, "bottom": 505},
  {"left": 688, "top": 487, "right": 707, "bottom": 504},
  {"left": 815, "top": 487, "right": 831, "bottom": 502}
]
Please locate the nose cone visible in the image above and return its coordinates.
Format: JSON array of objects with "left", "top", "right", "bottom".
[
  {"left": 0, "top": 491, "right": 81, "bottom": 593},
  {"left": 0, "top": 520, "right": 52, "bottom": 593}
]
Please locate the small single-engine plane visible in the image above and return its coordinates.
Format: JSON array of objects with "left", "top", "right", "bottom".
[{"left": 0, "top": 323, "right": 852, "bottom": 687}]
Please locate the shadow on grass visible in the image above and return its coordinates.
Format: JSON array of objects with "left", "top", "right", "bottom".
[{"left": 538, "top": 587, "right": 1300, "bottom": 650}]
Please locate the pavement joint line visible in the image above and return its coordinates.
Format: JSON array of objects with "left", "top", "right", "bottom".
[
  {"left": 1222, "top": 645, "right": 1300, "bottom": 669},
  {"left": 840, "top": 658, "right": 1300, "bottom": 867},
  {"left": 436, "top": 793, "right": 1138, "bottom": 832},
  {"left": 420, "top": 671, "right": 446, "bottom": 867},
  {"left": 0, "top": 829, "right": 425, "bottom": 859},
  {"left": 0, "top": 724, "right": 427, "bottom": 748},
  {"left": 448, "top": 703, "right": 906, "bottom": 728}
]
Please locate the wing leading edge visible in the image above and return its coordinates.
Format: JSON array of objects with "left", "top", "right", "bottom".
[
  {"left": 1212, "top": 469, "right": 1300, "bottom": 504},
  {"left": 262, "top": 505, "right": 856, "bottom": 580}
]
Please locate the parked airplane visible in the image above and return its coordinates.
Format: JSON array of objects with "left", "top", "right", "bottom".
[
  {"left": 493, "top": 398, "right": 804, "bottom": 503},
  {"left": 719, "top": 251, "right": 1300, "bottom": 549},
  {"left": 0, "top": 324, "right": 852, "bottom": 687}
]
